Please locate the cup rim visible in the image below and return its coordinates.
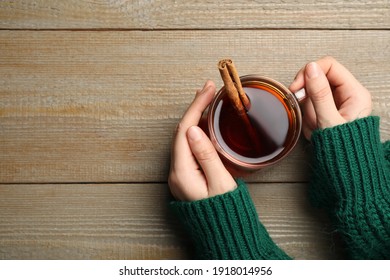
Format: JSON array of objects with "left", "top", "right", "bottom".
[{"left": 207, "top": 74, "right": 302, "bottom": 170}]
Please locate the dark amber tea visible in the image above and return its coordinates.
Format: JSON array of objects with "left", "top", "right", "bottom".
[
  {"left": 215, "top": 84, "right": 292, "bottom": 162},
  {"left": 208, "top": 75, "right": 302, "bottom": 175}
]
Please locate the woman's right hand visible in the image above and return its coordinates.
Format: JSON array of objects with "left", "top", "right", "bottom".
[
  {"left": 289, "top": 56, "right": 372, "bottom": 140},
  {"left": 168, "top": 81, "right": 237, "bottom": 202}
]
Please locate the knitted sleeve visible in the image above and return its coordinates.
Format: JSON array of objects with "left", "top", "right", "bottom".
[
  {"left": 169, "top": 179, "right": 291, "bottom": 260},
  {"left": 309, "top": 116, "right": 390, "bottom": 259}
]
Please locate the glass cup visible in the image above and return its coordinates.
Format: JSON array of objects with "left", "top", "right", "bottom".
[{"left": 207, "top": 75, "right": 306, "bottom": 177}]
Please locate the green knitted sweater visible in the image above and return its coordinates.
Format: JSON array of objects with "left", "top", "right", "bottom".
[{"left": 170, "top": 116, "right": 390, "bottom": 259}]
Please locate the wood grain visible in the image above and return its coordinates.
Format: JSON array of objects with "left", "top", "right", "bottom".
[
  {"left": 1, "top": 30, "right": 389, "bottom": 184},
  {"left": 0, "top": 183, "right": 341, "bottom": 260},
  {"left": 0, "top": 0, "right": 389, "bottom": 30},
  {"left": 1, "top": 0, "right": 389, "bottom": 261}
]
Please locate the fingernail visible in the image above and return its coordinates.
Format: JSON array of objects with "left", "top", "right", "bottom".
[
  {"left": 187, "top": 126, "right": 202, "bottom": 141},
  {"left": 306, "top": 62, "right": 320, "bottom": 79}
]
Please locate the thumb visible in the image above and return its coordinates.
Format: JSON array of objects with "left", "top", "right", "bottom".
[
  {"left": 305, "top": 62, "right": 345, "bottom": 128},
  {"left": 187, "top": 125, "right": 236, "bottom": 195}
]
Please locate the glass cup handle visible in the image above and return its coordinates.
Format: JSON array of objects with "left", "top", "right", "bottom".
[{"left": 294, "top": 88, "right": 307, "bottom": 102}]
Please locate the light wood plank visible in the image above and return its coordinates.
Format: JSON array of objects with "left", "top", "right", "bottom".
[
  {"left": 0, "top": 183, "right": 341, "bottom": 259},
  {"left": 0, "top": 0, "right": 389, "bottom": 29},
  {"left": 0, "top": 30, "right": 389, "bottom": 183}
]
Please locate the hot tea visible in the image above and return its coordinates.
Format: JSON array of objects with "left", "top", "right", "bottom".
[
  {"left": 214, "top": 84, "right": 293, "bottom": 163},
  {"left": 208, "top": 75, "right": 302, "bottom": 174}
]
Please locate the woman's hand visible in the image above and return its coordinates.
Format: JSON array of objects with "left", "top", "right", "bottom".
[
  {"left": 168, "top": 81, "right": 237, "bottom": 201},
  {"left": 290, "top": 56, "right": 372, "bottom": 140}
]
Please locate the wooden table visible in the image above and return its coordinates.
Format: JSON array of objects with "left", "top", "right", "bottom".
[{"left": 0, "top": 1, "right": 389, "bottom": 260}]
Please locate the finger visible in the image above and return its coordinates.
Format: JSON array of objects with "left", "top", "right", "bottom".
[
  {"left": 171, "top": 81, "right": 216, "bottom": 171},
  {"left": 289, "top": 66, "right": 306, "bottom": 93},
  {"left": 290, "top": 56, "right": 357, "bottom": 93},
  {"left": 302, "top": 121, "right": 313, "bottom": 140},
  {"left": 179, "top": 80, "right": 215, "bottom": 131},
  {"left": 187, "top": 125, "right": 226, "bottom": 179},
  {"left": 304, "top": 62, "right": 345, "bottom": 128},
  {"left": 315, "top": 56, "right": 358, "bottom": 88},
  {"left": 301, "top": 98, "right": 317, "bottom": 140},
  {"left": 187, "top": 126, "right": 236, "bottom": 195}
]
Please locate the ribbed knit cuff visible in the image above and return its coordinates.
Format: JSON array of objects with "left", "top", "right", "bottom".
[
  {"left": 310, "top": 116, "right": 389, "bottom": 209},
  {"left": 170, "top": 179, "right": 291, "bottom": 260},
  {"left": 310, "top": 116, "right": 390, "bottom": 259}
]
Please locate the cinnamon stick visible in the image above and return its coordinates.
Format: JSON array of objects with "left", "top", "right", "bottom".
[
  {"left": 217, "top": 59, "right": 261, "bottom": 155},
  {"left": 218, "top": 59, "right": 251, "bottom": 113}
]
